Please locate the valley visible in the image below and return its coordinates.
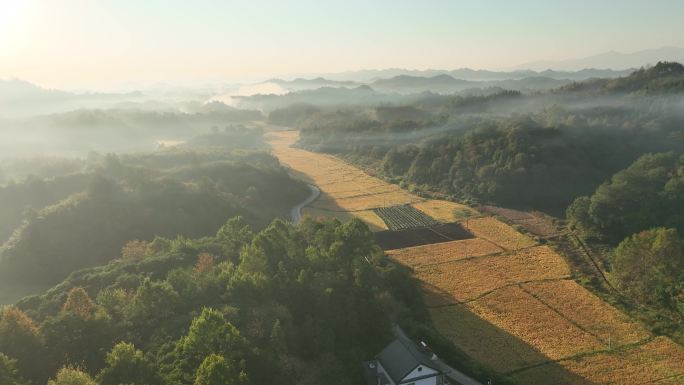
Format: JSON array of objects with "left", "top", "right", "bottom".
[{"left": 268, "top": 129, "right": 684, "bottom": 384}]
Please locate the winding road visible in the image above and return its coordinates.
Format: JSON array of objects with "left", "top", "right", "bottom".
[{"left": 290, "top": 184, "right": 320, "bottom": 224}]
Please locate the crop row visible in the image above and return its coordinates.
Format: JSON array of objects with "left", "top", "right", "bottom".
[{"left": 374, "top": 204, "right": 439, "bottom": 230}]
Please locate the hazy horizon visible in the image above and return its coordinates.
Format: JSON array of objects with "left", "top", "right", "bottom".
[{"left": 2, "top": 0, "right": 684, "bottom": 91}]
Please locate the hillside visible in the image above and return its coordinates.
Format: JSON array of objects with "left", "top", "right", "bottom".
[
  {"left": 0, "top": 130, "right": 309, "bottom": 303},
  {"left": 294, "top": 64, "right": 684, "bottom": 214},
  {"left": 559, "top": 61, "right": 684, "bottom": 94},
  {"left": 2, "top": 216, "right": 427, "bottom": 385}
]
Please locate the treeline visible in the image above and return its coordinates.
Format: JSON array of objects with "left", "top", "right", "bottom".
[
  {"left": 558, "top": 61, "right": 684, "bottom": 94},
  {"left": 0, "top": 217, "right": 425, "bottom": 385},
  {"left": 292, "top": 64, "right": 684, "bottom": 214},
  {"left": 297, "top": 104, "right": 684, "bottom": 213},
  {"left": 567, "top": 153, "right": 684, "bottom": 244},
  {"left": 0, "top": 103, "right": 264, "bottom": 157},
  {"left": 0, "top": 147, "right": 308, "bottom": 293},
  {"left": 567, "top": 153, "right": 684, "bottom": 323}
]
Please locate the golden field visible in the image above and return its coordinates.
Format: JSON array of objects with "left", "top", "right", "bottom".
[
  {"left": 429, "top": 305, "right": 546, "bottom": 373},
  {"left": 463, "top": 216, "right": 537, "bottom": 250},
  {"left": 268, "top": 131, "right": 419, "bottom": 211},
  {"left": 467, "top": 285, "right": 604, "bottom": 361},
  {"left": 412, "top": 200, "right": 479, "bottom": 222},
  {"left": 416, "top": 245, "right": 571, "bottom": 304},
  {"left": 386, "top": 238, "right": 503, "bottom": 267},
  {"left": 267, "top": 129, "right": 684, "bottom": 384},
  {"left": 521, "top": 280, "right": 651, "bottom": 346},
  {"left": 513, "top": 337, "right": 684, "bottom": 385}
]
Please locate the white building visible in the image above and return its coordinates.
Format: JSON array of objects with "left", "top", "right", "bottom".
[{"left": 362, "top": 326, "right": 482, "bottom": 385}]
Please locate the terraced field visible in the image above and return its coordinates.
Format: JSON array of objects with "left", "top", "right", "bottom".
[{"left": 267, "top": 129, "right": 684, "bottom": 385}]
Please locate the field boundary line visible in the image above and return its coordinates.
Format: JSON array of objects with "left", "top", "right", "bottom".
[
  {"left": 635, "top": 372, "right": 684, "bottom": 385},
  {"left": 505, "top": 336, "right": 657, "bottom": 376},
  {"left": 412, "top": 243, "right": 552, "bottom": 271},
  {"left": 459, "top": 217, "right": 539, "bottom": 251},
  {"left": 406, "top": 248, "right": 506, "bottom": 269},
  {"left": 424, "top": 277, "right": 572, "bottom": 308},
  {"left": 570, "top": 233, "right": 618, "bottom": 292},
  {"left": 518, "top": 284, "right": 607, "bottom": 344}
]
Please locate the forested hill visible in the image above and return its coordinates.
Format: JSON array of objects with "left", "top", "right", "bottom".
[
  {"left": 558, "top": 61, "right": 684, "bottom": 94},
  {"left": 0, "top": 217, "right": 505, "bottom": 385},
  {"left": 292, "top": 62, "right": 684, "bottom": 214},
  {"left": 0, "top": 130, "right": 309, "bottom": 301}
]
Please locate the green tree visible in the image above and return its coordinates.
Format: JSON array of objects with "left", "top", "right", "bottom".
[
  {"left": 97, "top": 342, "right": 163, "bottom": 385},
  {"left": 173, "top": 308, "right": 251, "bottom": 383},
  {"left": 128, "top": 278, "right": 179, "bottom": 326},
  {"left": 0, "top": 353, "right": 24, "bottom": 385},
  {"left": 567, "top": 153, "right": 684, "bottom": 243},
  {"left": 194, "top": 354, "right": 248, "bottom": 385},
  {"left": 611, "top": 228, "right": 684, "bottom": 309}
]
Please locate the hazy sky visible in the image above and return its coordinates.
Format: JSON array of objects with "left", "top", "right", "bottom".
[{"left": 1, "top": 0, "right": 683, "bottom": 90}]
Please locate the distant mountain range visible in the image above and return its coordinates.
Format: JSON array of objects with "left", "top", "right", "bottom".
[
  {"left": 266, "top": 71, "right": 619, "bottom": 95},
  {"left": 512, "top": 46, "right": 684, "bottom": 71},
  {"left": 278, "top": 68, "right": 633, "bottom": 83},
  {"left": 0, "top": 78, "right": 146, "bottom": 117}
]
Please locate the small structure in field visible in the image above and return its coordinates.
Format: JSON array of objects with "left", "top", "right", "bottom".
[{"left": 362, "top": 326, "right": 482, "bottom": 385}]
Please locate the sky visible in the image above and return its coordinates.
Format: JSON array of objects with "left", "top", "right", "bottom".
[{"left": 1, "top": 0, "right": 683, "bottom": 90}]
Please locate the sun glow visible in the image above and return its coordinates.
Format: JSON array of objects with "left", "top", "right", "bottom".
[{"left": 0, "top": 0, "right": 31, "bottom": 49}]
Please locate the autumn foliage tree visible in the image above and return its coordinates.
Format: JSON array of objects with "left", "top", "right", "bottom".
[
  {"left": 63, "top": 287, "right": 98, "bottom": 319},
  {"left": 121, "top": 240, "right": 150, "bottom": 260},
  {"left": 0, "top": 307, "right": 45, "bottom": 381},
  {"left": 195, "top": 253, "right": 215, "bottom": 274}
]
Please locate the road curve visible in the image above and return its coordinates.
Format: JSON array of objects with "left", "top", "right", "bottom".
[{"left": 291, "top": 184, "right": 320, "bottom": 224}]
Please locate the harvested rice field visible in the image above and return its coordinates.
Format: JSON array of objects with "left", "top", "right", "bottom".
[
  {"left": 412, "top": 200, "right": 479, "bottom": 223},
  {"left": 463, "top": 216, "right": 537, "bottom": 250},
  {"left": 513, "top": 337, "right": 684, "bottom": 385},
  {"left": 467, "top": 285, "right": 604, "bottom": 361},
  {"left": 429, "top": 305, "right": 546, "bottom": 373},
  {"left": 521, "top": 280, "right": 651, "bottom": 346},
  {"left": 416, "top": 246, "right": 571, "bottom": 305},
  {"left": 268, "top": 131, "right": 420, "bottom": 211},
  {"left": 386, "top": 238, "right": 503, "bottom": 267}
]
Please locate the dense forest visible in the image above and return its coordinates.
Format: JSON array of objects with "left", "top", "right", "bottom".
[
  {"left": 0, "top": 217, "right": 504, "bottom": 385},
  {"left": 293, "top": 62, "right": 684, "bottom": 214},
  {"left": 566, "top": 153, "right": 684, "bottom": 324},
  {"left": 0, "top": 128, "right": 308, "bottom": 303}
]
